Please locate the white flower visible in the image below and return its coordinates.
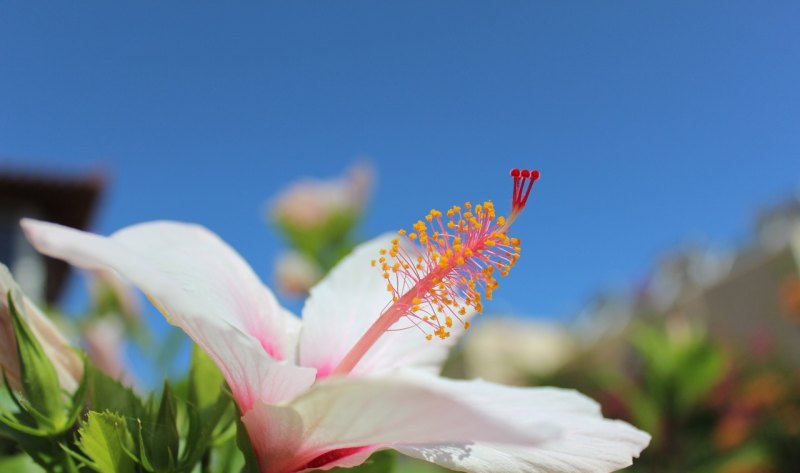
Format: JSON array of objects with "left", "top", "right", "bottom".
[{"left": 22, "top": 216, "right": 649, "bottom": 473}]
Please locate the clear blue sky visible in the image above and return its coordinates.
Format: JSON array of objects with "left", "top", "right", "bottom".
[{"left": 2, "top": 1, "right": 799, "bottom": 322}]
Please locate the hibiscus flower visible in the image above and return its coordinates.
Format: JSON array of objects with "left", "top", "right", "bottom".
[{"left": 21, "top": 169, "right": 649, "bottom": 472}]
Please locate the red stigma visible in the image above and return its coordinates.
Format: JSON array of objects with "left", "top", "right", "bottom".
[{"left": 510, "top": 168, "right": 539, "bottom": 213}]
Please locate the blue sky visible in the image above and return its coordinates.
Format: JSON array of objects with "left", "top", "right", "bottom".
[{"left": 2, "top": 1, "right": 799, "bottom": 324}]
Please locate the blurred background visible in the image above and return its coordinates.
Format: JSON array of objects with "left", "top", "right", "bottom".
[{"left": 2, "top": 2, "right": 800, "bottom": 471}]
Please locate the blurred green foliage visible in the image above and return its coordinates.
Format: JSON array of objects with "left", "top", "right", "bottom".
[{"left": 540, "top": 319, "right": 800, "bottom": 473}]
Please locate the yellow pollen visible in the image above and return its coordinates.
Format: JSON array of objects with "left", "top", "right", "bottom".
[{"left": 370, "top": 193, "right": 525, "bottom": 342}]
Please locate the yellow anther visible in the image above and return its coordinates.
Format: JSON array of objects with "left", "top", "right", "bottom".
[
  {"left": 434, "top": 326, "right": 450, "bottom": 339},
  {"left": 372, "top": 191, "right": 524, "bottom": 344}
]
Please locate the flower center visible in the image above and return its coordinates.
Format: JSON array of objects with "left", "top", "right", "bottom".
[{"left": 331, "top": 168, "right": 539, "bottom": 376}]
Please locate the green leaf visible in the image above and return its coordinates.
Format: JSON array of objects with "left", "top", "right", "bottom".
[
  {"left": 77, "top": 411, "right": 136, "bottom": 473},
  {"left": 0, "top": 453, "right": 47, "bottom": 472},
  {"left": 135, "top": 419, "right": 155, "bottom": 472},
  {"left": 188, "top": 345, "right": 225, "bottom": 411},
  {"left": 235, "top": 416, "right": 259, "bottom": 473},
  {"left": 394, "top": 456, "right": 443, "bottom": 473},
  {"left": 627, "top": 389, "right": 662, "bottom": 446},
  {"left": 63, "top": 359, "right": 89, "bottom": 431},
  {"left": 86, "top": 365, "right": 145, "bottom": 421},
  {"left": 208, "top": 432, "right": 245, "bottom": 473},
  {"left": 149, "top": 382, "right": 179, "bottom": 471},
  {"left": 179, "top": 344, "right": 235, "bottom": 469},
  {"left": 673, "top": 339, "right": 725, "bottom": 414},
  {"left": 181, "top": 393, "right": 233, "bottom": 469},
  {"left": 6, "top": 292, "right": 67, "bottom": 430}
]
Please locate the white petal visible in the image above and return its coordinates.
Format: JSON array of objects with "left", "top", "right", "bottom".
[
  {"left": 21, "top": 219, "right": 315, "bottom": 408},
  {"left": 242, "top": 372, "right": 545, "bottom": 473},
  {"left": 280, "top": 308, "right": 302, "bottom": 364},
  {"left": 299, "top": 234, "right": 469, "bottom": 376},
  {"left": 395, "top": 379, "right": 651, "bottom": 473}
]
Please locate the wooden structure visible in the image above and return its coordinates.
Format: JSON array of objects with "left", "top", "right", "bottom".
[{"left": 0, "top": 167, "right": 104, "bottom": 304}]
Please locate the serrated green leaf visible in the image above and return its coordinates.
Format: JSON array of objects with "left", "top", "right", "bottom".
[
  {"left": 86, "top": 365, "right": 144, "bottom": 417},
  {"left": 77, "top": 411, "right": 136, "bottom": 473}
]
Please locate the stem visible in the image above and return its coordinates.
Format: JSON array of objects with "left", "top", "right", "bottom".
[{"left": 331, "top": 272, "right": 439, "bottom": 376}]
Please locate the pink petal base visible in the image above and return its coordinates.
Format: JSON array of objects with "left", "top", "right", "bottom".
[{"left": 298, "top": 446, "right": 375, "bottom": 471}]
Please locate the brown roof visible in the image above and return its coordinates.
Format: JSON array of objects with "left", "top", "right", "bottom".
[{"left": 0, "top": 166, "right": 106, "bottom": 304}]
